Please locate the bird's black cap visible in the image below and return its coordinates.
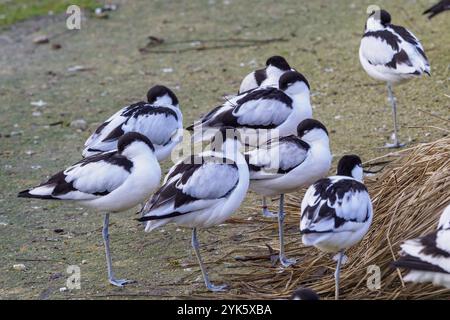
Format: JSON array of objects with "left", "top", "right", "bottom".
[
  {"left": 146, "top": 85, "right": 179, "bottom": 106},
  {"left": 265, "top": 55, "right": 291, "bottom": 71},
  {"left": 337, "top": 155, "right": 362, "bottom": 177},
  {"left": 369, "top": 9, "right": 391, "bottom": 25},
  {"left": 279, "top": 71, "right": 310, "bottom": 91},
  {"left": 291, "top": 287, "right": 320, "bottom": 300},
  {"left": 296, "top": 119, "right": 328, "bottom": 137},
  {"left": 118, "top": 132, "right": 154, "bottom": 153}
]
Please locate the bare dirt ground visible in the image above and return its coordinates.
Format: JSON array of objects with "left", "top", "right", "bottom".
[{"left": 0, "top": 0, "right": 448, "bottom": 299}]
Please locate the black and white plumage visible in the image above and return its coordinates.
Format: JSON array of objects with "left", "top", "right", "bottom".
[
  {"left": 423, "top": 0, "right": 450, "bottom": 19},
  {"left": 359, "top": 9, "right": 430, "bottom": 148},
  {"left": 290, "top": 287, "right": 320, "bottom": 300},
  {"left": 239, "top": 55, "right": 293, "bottom": 94},
  {"left": 392, "top": 205, "right": 450, "bottom": 289},
  {"left": 83, "top": 85, "right": 183, "bottom": 161},
  {"left": 188, "top": 71, "right": 312, "bottom": 147},
  {"left": 245, "top": 119, "right": 332, "bottom": 267},
  {"left": 19, "top": 132, "right": 161, "bottom": 287},
  {"left": 300, "top": 155, "right": 373, "bottom": 299},
  {"left": 139, "top": 128, "right": 249, "bottom": 292}
]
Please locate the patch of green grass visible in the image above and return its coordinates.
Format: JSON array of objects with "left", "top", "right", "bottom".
[{"left": 0, "top": 0, "right": 99, "bottom": 27}]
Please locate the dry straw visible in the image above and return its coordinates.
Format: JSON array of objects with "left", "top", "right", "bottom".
[{"left": 190, "top": 136, "right": 449, "bottom": 299}]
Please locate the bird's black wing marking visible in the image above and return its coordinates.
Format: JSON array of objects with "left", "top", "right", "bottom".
[
  {"left": 234, "top": 87, "right": 293, "bottom": 111},
  {"left": 363, "top": 30, "right": 400, "bottom": 51},
  {"left": 72, "top": 151, "right": 133, "bottom": 173},
  {"left": 420, "top": 232, "right": 450, "bottom": 258},
  {"left": 302, "top": 178, "right": 370, "bottom": 231},
  {"left": 392, "top": 254, "right": 449, "bottom": 274},
  {"left": 385, "top": 49, "right": 413, "bottom": 69},
  {"left": 254, "top": 68, "right": 267, "bottom": 86}
]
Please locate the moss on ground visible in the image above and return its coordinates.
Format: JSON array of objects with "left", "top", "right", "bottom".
[{"left": 0, "top": 0, "right": 99, "bottom": 28}]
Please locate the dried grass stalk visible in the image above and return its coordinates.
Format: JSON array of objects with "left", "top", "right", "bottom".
[{"left": 195, "top": 137, "right": 450, "bottom": 300}]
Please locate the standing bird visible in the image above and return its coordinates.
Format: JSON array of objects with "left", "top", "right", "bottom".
[
  {"left": 187, "top": 71, "right": 312, "bottom": 147},
  {"left": 83, "top": 85, "right": 183, "bottom": 161},
  {"left": 300, "top": 155, "right": 373, "bottom": 299},
  {"left": 239, "top": 55, "right": 293, "bottom": 94},
  {"left": 18, "top": 132, "right": 161, "bottom": 287},
  {"left": 392, "top": 205, "right": 450, "bottom": 288},
  {"left": 423, "top": 0, "right": 450, "bottom": 19},
  {"left": 359, "top": 9, "right": 430, "bottom": 148},
  {"left": 245, "top": 119, "right": 331, "bottom": 266},
  {"left": 138, "top": 128, "right": 249, "bottom": 292}
]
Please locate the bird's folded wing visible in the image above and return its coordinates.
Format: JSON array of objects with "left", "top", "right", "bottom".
[
  {"left": 246, "top": 136, "right": 309, "bottom": 179},
  {"left": 84, "top": 102, "right": 147, "bottom": 147},
  {"left": 140, "top": 157, "right": 239, "bottom": 220},
  {"left": 300, "top": 178, "right": 372, "bottom": 233},
  {"left": 19, "top": 152, "right": 131, "bottom": 200}
]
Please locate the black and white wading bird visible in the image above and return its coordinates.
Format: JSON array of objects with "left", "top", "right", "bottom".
[
  {"left": 300, "top": 155, "right": 373, "bottom": 299},
  {"left": 359, "top": 9, "right": 430, "bottom": 148},
  {"left": 18, "top": 132, "right": 161, "bottom": 287},
  {"left": 392, "top": 205, "right": 450, "bottom": 289},
  {"left": 83, "top": 85, "right": 183, "bottom": 161},
  {"left": 138, "top": 128, "right": 249, "bottom": 292},
  {"left": 187, "top": 71, "right": 312, "bottom": 147},
  {"left": 239, "top": 55, "right": 293, "bottom": 94},
  {"left": 423, "top": 0, "right": 450, "bottom": 19},
  {"left": 245, "top": 119, "right": 331, "bottom": 267}
]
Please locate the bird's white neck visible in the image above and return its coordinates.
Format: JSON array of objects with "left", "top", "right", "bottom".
[
  {"left": 152, "top": 95, "right": 175, "bottom": 107},
  {"left": 365, "top": 17, "right": 384, "bottom": 31}
]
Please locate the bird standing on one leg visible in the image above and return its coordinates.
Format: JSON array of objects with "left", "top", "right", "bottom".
[
  {"left": 139, "top": 128, "right": 249, "bottom": 292},
  {"left": 246, "top": 119, "right": 332, "bottom": 267},
  {"left": 359, "top": 9, "right": 430, "bottom": 148},
  {"left": 300, "top": 155, "right": 373, "bottom": 299},
  {"left": 18, "top": 132, "right": 161, "bottom": 287}
]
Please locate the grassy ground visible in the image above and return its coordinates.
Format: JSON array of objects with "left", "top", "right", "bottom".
[
  {"left": 0, "top": 0, "right": 99, "bottom": 27},
  {"left": 0, "top": 0, "right": 448, "bottom": 299}
]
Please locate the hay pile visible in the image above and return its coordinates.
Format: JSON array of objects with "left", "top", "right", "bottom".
[{"left": 194, "top": 137, "right": 449, "bottom": 299}]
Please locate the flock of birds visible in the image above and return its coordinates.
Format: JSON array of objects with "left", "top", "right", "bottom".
[{"left": 17, "top": 8, "right": 450, "bottom": 299}]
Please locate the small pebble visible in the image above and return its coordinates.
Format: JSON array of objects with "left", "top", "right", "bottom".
[
  {"left": 70, "top": 119, "right": 88, "bottom": 131},
  {"left": 33, "top": 35, "right": 49, "bottom": 44},
  {"left": 13, "top": 264, "right": 26, "bottom": 271},
  {"left": 30, "top": 100, "right": 47, "bottom": 107},
  {"left": 59, "top": 287, "right": 68, "bottom": 293}
]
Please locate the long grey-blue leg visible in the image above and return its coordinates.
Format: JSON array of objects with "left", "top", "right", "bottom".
[
  {"left": 334, "top": 250, "right": 345, "bottom": 300},
  {"left": 191, "top": 228, "right": 227, "bottom": 292},
  {"left": 385, "top": 83, "right": 405, "bottom": 148},
  {"left": 277, "top": 194, "right": 296, "bottom": 267},
  {"left": 102, "top": 213, "right": 135, "bottom": 287}
]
